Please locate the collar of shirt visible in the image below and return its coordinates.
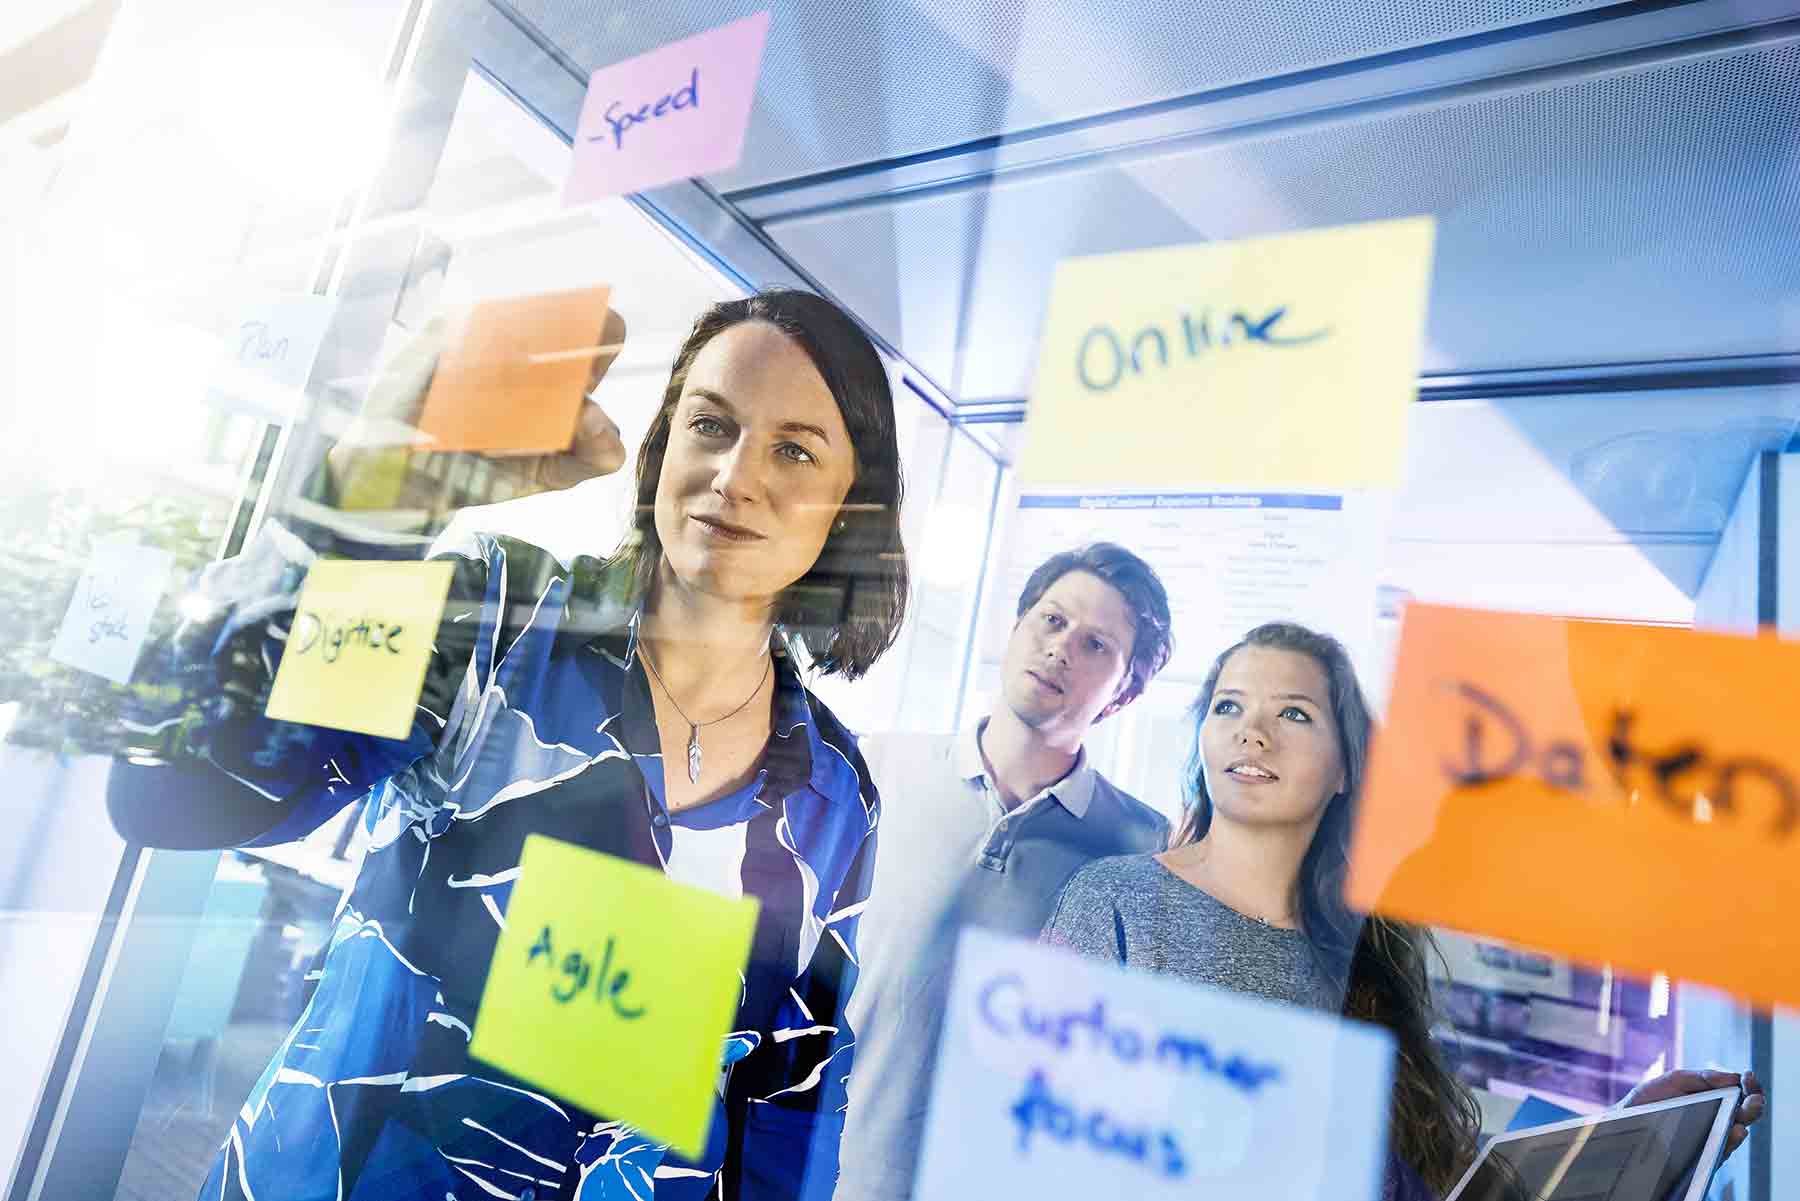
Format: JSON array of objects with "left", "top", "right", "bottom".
[
  {"left": 955, "top": 718, "right": 1096, "bottom": 819},
  {"left": 582, "top": 611, "right": 826, "bottom": 815}
]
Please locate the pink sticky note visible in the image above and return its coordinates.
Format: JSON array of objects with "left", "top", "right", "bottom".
[{"left": 565, "top": 12, "right": 771, "bottom": 203}]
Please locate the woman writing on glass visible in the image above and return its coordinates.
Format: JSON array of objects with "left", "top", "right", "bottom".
[
  {"left": 1043, "top": 622, "right": 1766, "bottom": 1199},
  {"left": 109, "top": 290, "right": 909, "bottom": 1201}
]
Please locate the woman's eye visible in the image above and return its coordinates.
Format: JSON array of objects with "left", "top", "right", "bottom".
[
  {"left": 776, "top": 442, "right": 816, "bottom": 465},
  {"left": 689, "top": 415, "right": 728, "bottom": 438},
  {"left": 1212, "top": 699, "right": 1240, "bottom": 716},
  {"left": 1087, "top": 637, "right": 1107, "bottom": 654},
  {"left": 1282, "top": 706, "right": 1312, "bottom": 723},
  {"left": 1043, "top": 612, "right": 1063, "bottom": 628}
]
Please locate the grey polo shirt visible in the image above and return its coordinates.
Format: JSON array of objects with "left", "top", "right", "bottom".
[{"left": 836, "top": 721, "right": 1169, "bottom": 1201}]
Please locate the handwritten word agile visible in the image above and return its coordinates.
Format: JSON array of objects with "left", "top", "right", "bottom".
[
  {"left": 1010, "top": 1067, "right": 1187, "bottom": 1176},
  {"left": 1441, "top": 681, "right": 1799, "bottom": 835},
  {"left": 527, "top": 924, "right": 647, "bottom": 1017},
  {"left": 290, "top": 611, "right": 405, "bottom": 664},
  {"left": 1077, "top": 305, "right": 1330, "bottom": 393},
  {"left": 594, "top": 69, "right": 699, "bottom": 149},
  {"left": 978, "top": 973, "right": 1283, "bottom": 1094}
]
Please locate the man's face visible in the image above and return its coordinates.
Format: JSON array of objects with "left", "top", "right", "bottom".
[{"left": 1000, "top": 570, "right": 1138, "bottom": 739}]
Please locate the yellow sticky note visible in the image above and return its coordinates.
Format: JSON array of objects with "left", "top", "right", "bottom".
[
  {"left": 263, "top": 559, "right": 456, "bottom": 740},
  {"left": 469, "top": 834, "right": 761, "bottom": 1157},
  {"left": 1017, "top": 216, "right": 1436, "bottom": 490}
]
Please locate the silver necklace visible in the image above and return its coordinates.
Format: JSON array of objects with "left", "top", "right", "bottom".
[{"left": 638, "top": 642, "right": 772, "bottom": 784}]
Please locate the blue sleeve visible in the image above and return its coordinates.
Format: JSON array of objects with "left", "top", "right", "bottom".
[
  {"left": 737, "top": 814, "right": 879, "bottom": 1201},
  {"left": 105, "top": 526, "right": 557, "bottom": 850},
  {"left": 801, "top": 821, "right": 878, "bottom": 1201}
]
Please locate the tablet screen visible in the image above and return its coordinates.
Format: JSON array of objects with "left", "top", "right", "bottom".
[{"left": 1454, "top": 1096, "right": 1727, "bottom": 1201}]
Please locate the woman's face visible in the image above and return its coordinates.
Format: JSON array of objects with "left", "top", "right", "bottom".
[
  {"left": 1199, "top": 645, "right": 1346, "bottom": 831},
  {"left": 653, "top": 321, "right": 857, "bottom": 607}
]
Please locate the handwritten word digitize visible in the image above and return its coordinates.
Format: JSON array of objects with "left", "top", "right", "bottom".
[{"left": 263, "top": 559, "right": 454, "bottom": 740}]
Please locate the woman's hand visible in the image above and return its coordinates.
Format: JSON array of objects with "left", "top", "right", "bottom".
[
  {"left": 531, "top": 398, "right": 628, "bottom": 490},
  {"left": 1620, "top": 1068, "right": 1765, "bottom": 1160}
]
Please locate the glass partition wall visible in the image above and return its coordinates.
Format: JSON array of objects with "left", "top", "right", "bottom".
[{"left": 3, "top": 2, "right": 1792, "bottom": 1200}]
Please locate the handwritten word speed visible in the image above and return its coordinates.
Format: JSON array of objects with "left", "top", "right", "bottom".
[{"left": 593, "top": 69, "right": 699, "bottom": 150}]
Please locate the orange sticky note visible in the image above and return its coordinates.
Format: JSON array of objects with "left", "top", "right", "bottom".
[
  {"left": 416, "top": 285, "right": 614, "bottom": 455},
  {"left": 1349, "top": 603, "right": 1800, "bottom": 1009}
]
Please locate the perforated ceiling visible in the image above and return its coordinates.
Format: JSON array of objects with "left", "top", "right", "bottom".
[
  {"left": 500, "top": 0, "right": 1622, "bottom": 190},
  {"left": 764, "top": 40, "right": 1800, "bottom": 396}
]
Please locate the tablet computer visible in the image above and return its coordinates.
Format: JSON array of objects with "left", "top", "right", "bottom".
[{"left": 1444, "top": 1085, "right": 1739, "bottom": 1201}]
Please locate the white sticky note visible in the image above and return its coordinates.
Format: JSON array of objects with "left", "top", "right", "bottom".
[
  {"left": 207, "top": 294, "right": 337, "bottom": 422},
  {"left": 50, "top": 538, "right": 177, "bottom": 685},
  {"left": 914, "top": 929, "right": 1396, "bottom": 1201}
]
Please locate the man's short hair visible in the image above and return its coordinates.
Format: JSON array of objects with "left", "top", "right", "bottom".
[{"left": 1014, "top": 542, "right": 1174, "bottom": 708}]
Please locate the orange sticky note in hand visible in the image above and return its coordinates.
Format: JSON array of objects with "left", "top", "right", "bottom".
[
  {"left": 1349, "top": 603, "right": 1800, "bottom": 1009},
  {"left": 416, "top": 285, "right": 614, "bottom": 455}
]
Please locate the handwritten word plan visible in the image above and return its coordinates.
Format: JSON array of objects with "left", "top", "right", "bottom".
[
  {"left": 470, "top": 835, "right": 760, "bottom": 1158},
  {"left": 1016, "top": 216, "right": 1435, "bottom": 491},
  {"left": 914, "top": 929, "right": 1394, "bottom": 1201},
  {"left": 565, "top": 12, "right": 771, "bottom": 202},
  {"left": 1351, "top": 602, "right": 1800, "bottom": 1009},
  {"left": 263, "top": 559, "right": 455, "bottom": 740},
  {"left": 206, "top": 293, "right": 336, "bottom": 423},
  {"left": 49, "top": 537, "right": 176, "bottom": 685}
]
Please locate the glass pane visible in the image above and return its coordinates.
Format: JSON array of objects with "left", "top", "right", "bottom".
[{"left": 9, "top": 3, "right": 1787, "bottom": 1201}]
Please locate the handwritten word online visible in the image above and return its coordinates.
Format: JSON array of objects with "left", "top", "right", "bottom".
[{"left": 1076, "top": 306, "right": 1330, "bottom": 392}]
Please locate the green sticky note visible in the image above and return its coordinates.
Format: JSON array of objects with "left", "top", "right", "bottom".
[
  {"left": 470, "top": 834, "right": 761, "bottom": 1158},
  {"left": 264, "top": 558, "right": 456, "bottom": 740}
]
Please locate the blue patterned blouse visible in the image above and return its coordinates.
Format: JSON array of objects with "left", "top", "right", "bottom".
[{"left": 109, "top": 528, "right": 880, "bottom": 1201}]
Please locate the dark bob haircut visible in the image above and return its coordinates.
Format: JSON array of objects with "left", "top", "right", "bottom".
[
  {"left": 1014, "top": 542, "right": 1173, "bottom": 710},
  {"left": 616, "top": 289, "right": 908, "bottom": 679}
]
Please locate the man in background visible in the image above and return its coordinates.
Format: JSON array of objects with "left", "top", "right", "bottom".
[{"left": 836, "top": 542, "right": 1175, "bottom": 1201}]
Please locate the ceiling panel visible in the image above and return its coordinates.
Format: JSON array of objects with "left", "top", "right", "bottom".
[
  {"left": 766, "top": 38, "right": 1800, "bottom": 398},
  {"left": 503, "top": 0, "right": 1622, "bottom": 190}
]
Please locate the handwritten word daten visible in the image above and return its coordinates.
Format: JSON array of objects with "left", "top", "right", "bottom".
[
  {"left": 914, "top": 929, "right": 1395, "bottom": 1201},
  {"left": 1351, "top": 602, "right": 1800, "bottom": 1011}
]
